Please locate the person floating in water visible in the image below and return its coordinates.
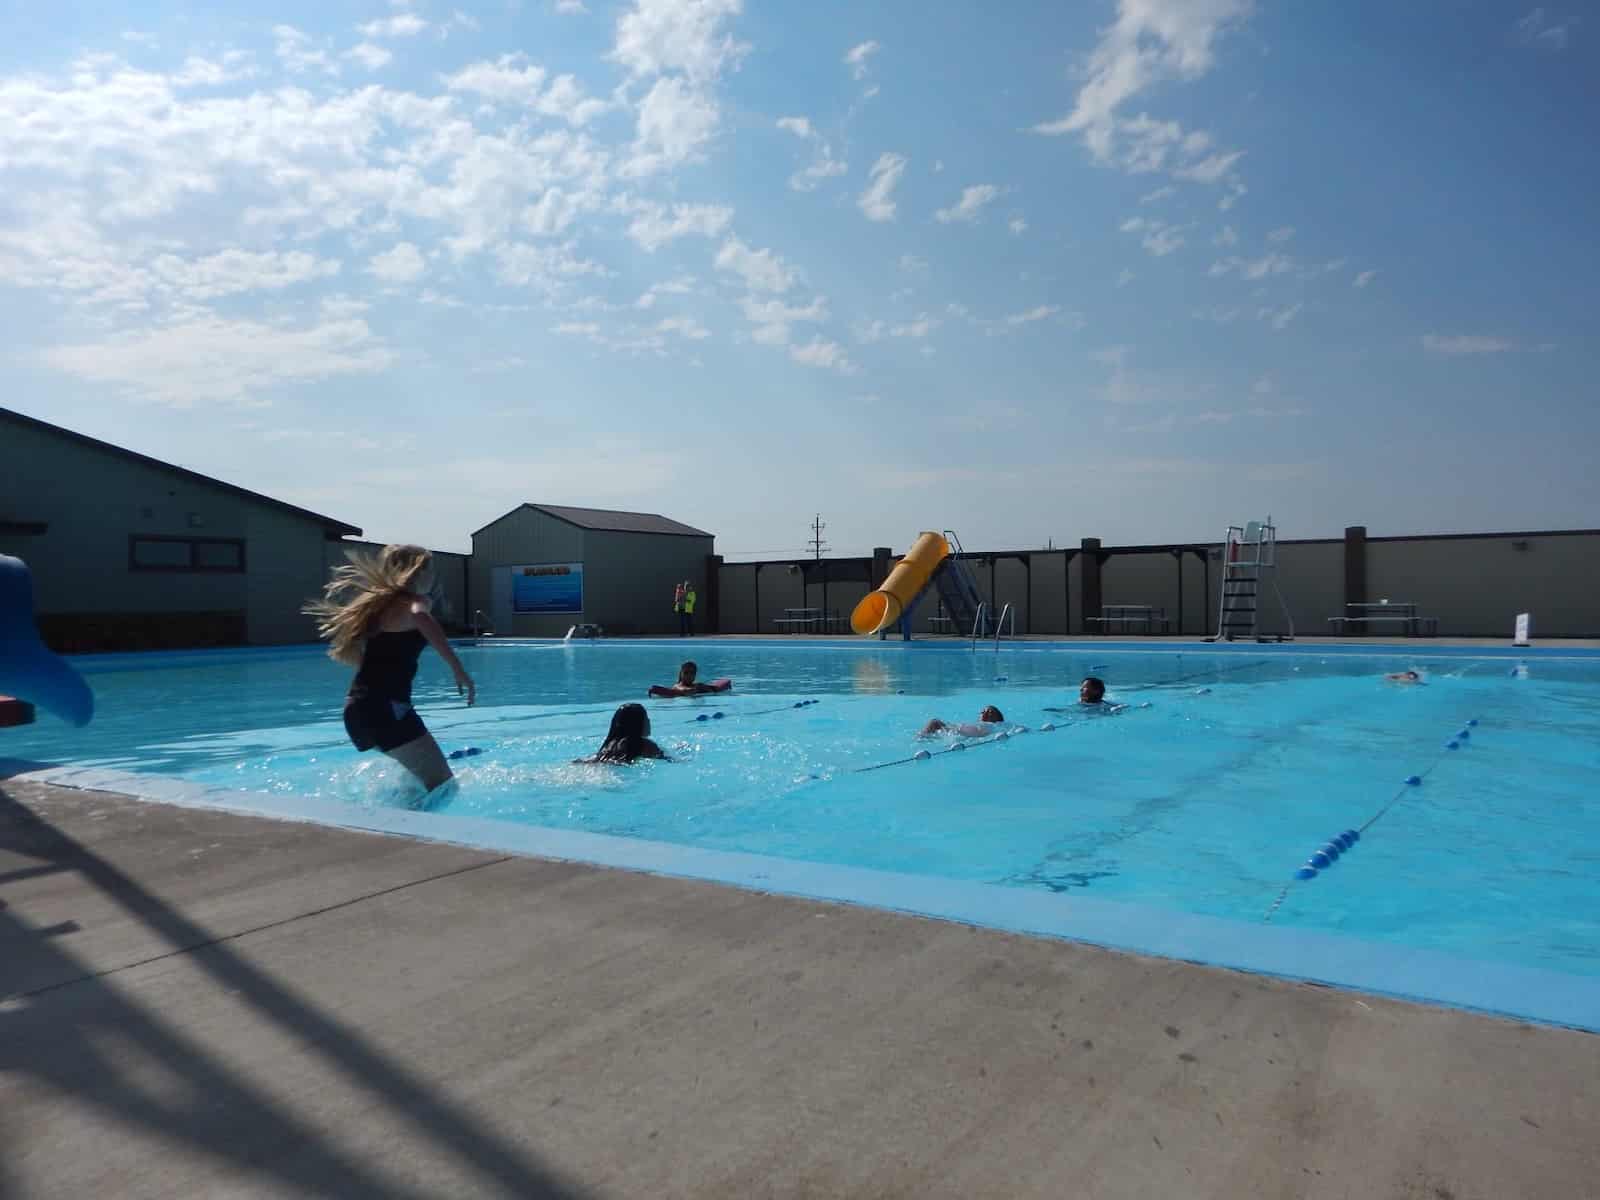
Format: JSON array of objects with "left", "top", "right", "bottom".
[
  {"left": 305, "top": 544, "right": 476, "bottom": 796},
  {"left": 649, "top": 660, "right": 731, "bottom": 698},
  {"left": 577, "top": 703, "right": 668, "bottom": 764},
  {"left": 920, "top": 705, "right": 1006, "bottom": 739},
  {"left": 1046, "top": 676, "right": 1130, "bottom": 715},
  {"left": 1384, "top": 669, "right": 1424, "bottom": 684}
]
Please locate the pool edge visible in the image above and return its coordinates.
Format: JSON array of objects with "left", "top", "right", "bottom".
[{"left": 5, "top": 758, "right": 1596, "bottom": 1036}]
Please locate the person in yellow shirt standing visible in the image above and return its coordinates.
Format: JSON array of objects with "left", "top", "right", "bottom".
[{"left": 681, "top": 581, "right": 697, "bottom": 637}]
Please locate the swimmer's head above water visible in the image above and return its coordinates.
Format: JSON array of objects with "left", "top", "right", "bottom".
[{"left": 1079, "top": 676, "right": 1107, "bottom": 704}]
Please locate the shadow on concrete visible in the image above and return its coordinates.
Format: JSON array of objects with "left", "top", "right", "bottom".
[{"left": 0, "top": 784, "right": 585, "bottom": 1199}]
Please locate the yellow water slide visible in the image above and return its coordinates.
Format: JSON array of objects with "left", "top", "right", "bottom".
[{"left": 850, "top": 532, "right": 950, "bottom": 635}]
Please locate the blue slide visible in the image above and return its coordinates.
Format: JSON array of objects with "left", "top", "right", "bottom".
[{"left": 0, "top": 554, "right": 93, "bottom": 727}]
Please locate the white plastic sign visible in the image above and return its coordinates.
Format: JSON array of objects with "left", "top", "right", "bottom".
[{"left": 1513, "top": 613, "right": 1531, "bottom": 646}]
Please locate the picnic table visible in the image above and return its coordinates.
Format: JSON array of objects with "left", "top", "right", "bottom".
[
  {"left": 1086, "top": 604, "right": 1172, "bottom": 635},
  {"left": 1327, "top": 602, "right": 1439, "bottom": 637},
  {"left": 773, "top": 607, "right": 846, "bottom": 633}
]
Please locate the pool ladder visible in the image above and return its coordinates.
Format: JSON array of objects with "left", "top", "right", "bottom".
[{"left": 971, "top": 602, "right": 1016, "bottom": 651}]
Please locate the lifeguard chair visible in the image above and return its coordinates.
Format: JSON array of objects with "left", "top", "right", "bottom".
[{"left": 1210, "top": 517, "right": 1294, "bottom": 642}]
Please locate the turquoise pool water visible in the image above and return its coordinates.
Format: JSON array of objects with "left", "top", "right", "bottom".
[{"left": 9, "top": 640, "right": 1600, "bottom": 1007}]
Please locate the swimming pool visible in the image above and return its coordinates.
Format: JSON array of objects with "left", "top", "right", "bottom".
[{"left": 8, "top": 639, "right": 1600, "bottom": 1029}]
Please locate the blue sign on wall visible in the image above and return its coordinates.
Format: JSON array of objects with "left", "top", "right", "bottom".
[{"left": 511, "top": 562, "right": 583, "bottom": 614}]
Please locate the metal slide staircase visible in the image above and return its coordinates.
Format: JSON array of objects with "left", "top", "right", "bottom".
[
  {"left": 932, "top": 530, "right": 991, "bottom": 636},
  {"left": 1211, "top": 517, "right": 1294, "bottom": 642}
]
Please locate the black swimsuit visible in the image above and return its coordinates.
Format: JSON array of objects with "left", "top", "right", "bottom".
[{"left": 343, "top": 629, "right": 428, "bottom": 752}]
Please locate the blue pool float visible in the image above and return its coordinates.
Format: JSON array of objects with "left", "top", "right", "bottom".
[{"left": 0, "top": 555, "right": 93, "bottom": 727}]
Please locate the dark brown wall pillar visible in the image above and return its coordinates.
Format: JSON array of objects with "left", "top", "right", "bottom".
[
  {"left": 1344, "top": 526, "right": 1367, "bottom": 623},
  {"left": 870, "top": 547, "right": 893, "bottom": 591},
  {"left": 705, "top": 553, "right": 723, "bottom": 634},
  {"left": 1080, "top": 537, "right": 1103, "bottom": 633}
]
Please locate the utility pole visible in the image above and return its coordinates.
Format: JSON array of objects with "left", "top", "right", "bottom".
[{"left": 808, "top": 514, "right": 829, "bottom": 560}]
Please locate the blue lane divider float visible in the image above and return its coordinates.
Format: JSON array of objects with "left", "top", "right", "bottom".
[
  {"left": 1264, "top": 716, "right": 1484, "bottom": 920},
  {"left": 691, "top": 698, "right": 818, "bottom": 723}
]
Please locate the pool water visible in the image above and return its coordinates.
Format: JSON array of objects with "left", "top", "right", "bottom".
[{"left": 10, "top": 640, "right": 1600, "bottom": 993}]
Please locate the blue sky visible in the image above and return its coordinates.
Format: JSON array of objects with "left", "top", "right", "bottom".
[{"left": 1, "top": 0, "right": 1595, "bottom": 557}]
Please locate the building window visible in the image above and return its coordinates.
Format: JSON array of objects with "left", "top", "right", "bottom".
[{"left": 129, "top": 535, "right": 246, "bottom": 573}]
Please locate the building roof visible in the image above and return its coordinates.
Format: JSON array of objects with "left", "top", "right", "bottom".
[
  {"left": 473, "top": 503, "right": 713, "bottom": 539},
  {"left": 1, "top": 407, "right": 362, "bottom": 537}
]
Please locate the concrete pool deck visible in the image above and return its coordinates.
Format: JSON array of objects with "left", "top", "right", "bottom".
[{"left": 3, "top": 780, "right": 1596, "bottom": 1200}]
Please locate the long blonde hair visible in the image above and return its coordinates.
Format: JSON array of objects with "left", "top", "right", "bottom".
[{"left": 305, "top": 544, "right": 434, "bottom": 666}]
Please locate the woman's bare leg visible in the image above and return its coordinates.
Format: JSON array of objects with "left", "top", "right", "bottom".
[{"left": 386, "top": 733, "right": 453, "bottom": 792}]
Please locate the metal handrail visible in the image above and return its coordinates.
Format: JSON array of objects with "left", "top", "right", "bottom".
[
  {"left": 970, "top": 602, "right": 988, "bottom": 648},
  {"left": 993, "top": 603, "right": 1016, "bottom": 651}
]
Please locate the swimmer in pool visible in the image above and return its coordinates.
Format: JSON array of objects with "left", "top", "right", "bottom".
[
  {"left": 1384, "top": 670, "right": 1424, "bottom": 685},
  {"left": 1045, "top": 676, "right": 1127, "bottom": 715},
  {"left": 305, "top": 543, "right": 476, "bottom": 795},
  {"left": 576, "top": 703, "right": 668, "bottom": 764},
  {"left": 648, "top": 660, "right": 731, "bottom": 698},
  {"left": 920, "top": 705, "right": 1006, "bottom": 739}
]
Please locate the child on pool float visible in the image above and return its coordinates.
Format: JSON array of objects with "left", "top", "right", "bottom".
[
  {"left": 648, "top": 660, "right": 732, "bottom": 698},
  {"left": 576, "top": 703, "right": 669, "bottom": 764},
  {"left": 920, "top": 705, "right": 1007, "bottom": 739}
]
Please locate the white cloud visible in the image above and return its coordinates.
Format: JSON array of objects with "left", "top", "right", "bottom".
[
  {"left": 444, "top": 55, "right": 609, "bottom": 124},
  {"left": 854, "top": 319, "right": 886, "bottom": 343},
  {"left": 626, "top": 201, "right": 733, "bottom": 250},
  {"left": 1192, "top": 305, "right": 1239, "bottom": 323},
  {"left": 1006, "top": 305, "right": 1059, "bottom": 325},
  {"left": 1117, "top": 268, "right": 1136, "bottom": 287},
  {"left": 367, "top": 242, "right": 427, "bottom": 283},
  {"left": 555, "top": 0, "right": 588, "bottom": 12},
  {"left": 132, "top": 249, "right": 338, "bottom": 301},
  {"left": 1214, "top": 224, "right": 1239, "bottom": 246},
  {"left": 1009, "top": 216, "right": 1028, "bottom": 235},
  {"left": 741, "top": 294, "right": 827, "bottom": 344},
  {"left": 1172, "top": 149, "right": 1243, "bottom": 183},
  {"left": 844, "top": 40, "right": 880, "bottom": 80},
  {"left": 898, "top": 254, "right": 928, "bottom": 273},
  {"left": 443, "top": 10, "right": 483, "bottom": 35},
  {"left": 1209, "top": 252, "right": 1294, "bottom": 280},
  {"left": 611, "top": 0, "right": 749, "bottom": 84},
  {"left": 1266, "top": 225, "right": 1295, "bottom": 243},
  {"left": 1353, "top": 269, "right": 1377, "bottom": 288},
  {"left": 1139, "top": 185, "right": 1176, "bottom": 204},
  {"left": 891, "top": 314, "right": 938, "bottom": 338},
  {"left": 273, "top": 25, "right": 339, "bottom": 75},
  {"left": 714, "top": 236, "right": 796, "bottom": 292},
  {"left": 623, "top": 75, "right": 720, "bottom": 174},
  {"left": 655, "top": 314, "right": 710, "bottom": 339},
  {"left": 934, "top": 183, "right": 1000, "bottom": 224},
  {"left": 494, "top": 241, "right": 606, "bottom": 288},
  {"left": 635, "top": 275, "right": 697, "bottom": 308},
  {"left": 858, "top": 152, "right": 907, "bottom": 222},
  {"left": 1119, "top": 216, "right": 1187, "bottom": 256},
  {"left": 1258, "top": 302, "right": 1302, "bottom": 331},
  {"left": 1515, "top": 8, "right": 1573, "bottom": 49},
  {"left": 776, "top": 117, "right": 847, "bottom": 191},
  {"left": 1030, "top": 0, "right": 1252, "bottom": 161},
  {"left": 358, "top": 13, "right": 429, "bottom": 38},
  {"left": 790, "top": 336, "right": 853, "bottom": 371},
  {"left": 1422, "top": 334, "right": 1522, "bottom": 355},
  {"left": 553, "top": 321, "right": 602, "bottom": 336},
  {"left": 40, "top": 314, "right": 393, "bottom": 406},
  {"left": 792, "top": 155, "right": 847, "bottom": 191},
  {"left": 345, "top": 43, "right": 394, "bottom": 71},
  {"left": 122, "top": 31, "right": 160, "bottom": 48}
]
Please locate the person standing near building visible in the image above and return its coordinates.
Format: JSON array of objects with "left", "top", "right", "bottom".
[
  {"left": 682, "top": 580, "right": 697, "bottom": 636},
  {"left": 673, "top": 581, "right": 687, "bottom": 635}
]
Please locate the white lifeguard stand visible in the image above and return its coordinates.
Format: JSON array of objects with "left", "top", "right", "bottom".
[{"left": 1211, "top": 517, "right": 1294, "bottom": 642}]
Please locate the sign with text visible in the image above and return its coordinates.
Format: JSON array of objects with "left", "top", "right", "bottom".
[{"left": 511, "top": 562, "right": 584, "bottom": 614}]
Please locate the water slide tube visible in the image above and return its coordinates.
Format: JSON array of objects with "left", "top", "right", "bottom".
[
  {"left": 0, "top": 554, "right": 93, "bottom": 727},
  {"left": 850, "top": 532, "right": 950, "bottom": 636}
]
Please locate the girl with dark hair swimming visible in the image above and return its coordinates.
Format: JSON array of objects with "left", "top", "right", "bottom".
[{"left": 577, "top": 703, "right": 669, "bottom": 764}]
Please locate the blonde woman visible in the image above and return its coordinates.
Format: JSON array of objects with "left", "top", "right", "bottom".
[{"left": 305, "top": 544, "right": 476, "bottom": 793}]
